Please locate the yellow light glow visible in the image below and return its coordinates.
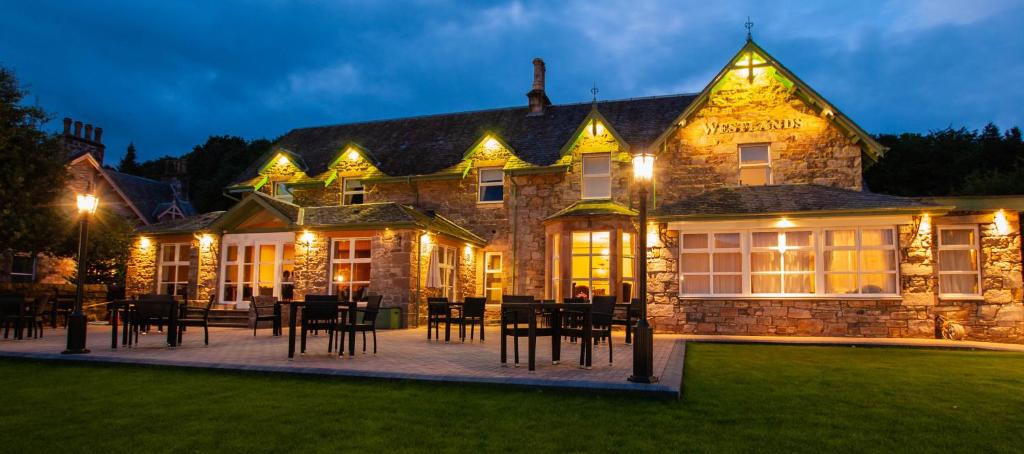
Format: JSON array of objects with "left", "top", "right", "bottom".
[
  {"left": 632, "top": 152, "right": 655, "bottom": 182},
  {"left": 464, "top": 245, "right": 473, "bottom": 258},
  {"left": 199, "top": 234, "right": 213, "bottom": 248},
  {"left": 420, "top": 233, "right": 432, "bottom": 246},
  {"left": 482, "top": 137, "right": 501, "bottom": 150},
  {"left": 600, "top": 248, "right": 610, "bottom": 256},
  {"left": 994, "top": 209, "right": 1011, "bottom": 235},
  {"left": 139, "top": 237, "right": 151, "bottom": 249},
  {"left": 918, "top": 213, "right": 931, "bottom": 236},
  {"left": 647, "top": 223, "right": 659, "bottom": 246},
  {"left": 76, "top": 194, "right": 98, "bottom": 214},
  {"left": 775, "top": 218, "right": 795, "bottom": 228},
  {"left": 346, "top": 149, "right": 360, "bottom": 161},
  {"left": 300, "top": 230, "right": 315, "bottom": 246},
  {"left": 277, "top": 155, "right": 289, "bottom": 165},
  {"left": 336, "top": 275, "right": 346, "bottom": 283}
]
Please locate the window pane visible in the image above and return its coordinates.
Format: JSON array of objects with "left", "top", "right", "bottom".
[
  {"left": 681, "top": 253, "right": 709, "bottom": 273},
  {"left": 180, "top": 245, "right": 193, "bottom": 261},
  {"left": 244, "top": 246, "right": 253, "bottom": 263},
  {"left": 740, "top": 145, "right": 769, "bottom": 164},
  {"left": 591, "top": 231, "right": 610, "bottom": 250},
  {"left": 682, "top": 234, "right": 708, "bottom": 249},
  {"left": 825, "top": 250, "right": 857, "bottom": 272},
  {"left": 480, "top": 169, "right": 503, "bottom": 183},
  {"left": 784, "top": 275, "right": 814, "bottom": 293},
  {"left": 939, "top": 250, "right": 978, "bottom": 271},
  {"left": 752, "top": 232, "right": 778, "bottom": 248},
  {"left": 226, "top": 245, "right": 238, "bottom": 262},
  {"left": 225, "top": 265, "right": 238, "bottom": 284},
  {"left": 582, "top": 155, "right": 610, "bottom": 174},
  {"left": 332, "top": 263, "right": 351, "bottom": 284},
  {"left": 940, "top": 274, "right": 979, "bottom": 295},
  {"left": 591, "top": 256, "right": 610, "bottom": 277},
  {"left": 345, "top": 179, "right": 364, "bottom": 191},
  {"left": 826, "top": 274, "right": 858, "bottom": 294},
  {"left": 162, "top": 245, "right": 175, "bottom": 262},
  {"left": 354, "top": 240, "right": 372, "bottom": 259},
  {"left": 714, "top": 233, "right": 740, "bottom": 249},
  {"left": 682, "top": 275, "right": 710, "bottom": 294},
  {"left": 572, "top": 232, "right": 591, "bottom": 254},
  {"left": 739, "top": 167, "right": 769, "bottom": 186},
  {"left": 861, "top": 229, "right": 894, "bottom": 246},
  {"left": 334, "top": 240, "right": 351, "bottom": 260},
  {"left": 825, "top": 230, "right": 856, "bottom": 247},
  {"left": 861, "top": 250, "right": 895, "bottom": 272},
  {"left": 571, "top": 256, "right": 590, "bottom": 279},
  {"left": 713, "top": 252, "right": 741, "bottom": 272},
  {"left": 861, "top": 274, "right": 896, "bottom": 294},
  {"left": 784, "top": 251, "right": 814, "bottom": 271},
  {"left": 353, "top": 263, "right": 371, "bottom": 281},
  {"left": 282, "top": 243, "right": 295, "bottom": 261},
  {"left": 162, "top": 266, "right": 176, "bottom": 282},
  {"left": 751, "top": 275, "right": 781, "bottom": 293},
  {"left": 583, "top": 177, "right": 610, "bottom": 198},
  {"left": 785, "top": 231, "right": 813, "bottom": 247},
  {"left": 486, "top": 253, "right": 501, "bottom": 272},
  {"left": 480, "top": 185, "right": 503, "bottom": 202},
  {"left": 344, "top": 193, "right": 364, "bottom": 205},
  {"left": 751, "top": 251, "right": 780, "bottom": 272},
  {"left": 622, "top": 257, "right": 634, "bottom": 278},
  {"left": 713, "top": 275, "right": 742, "bottom": 294},
  {"left": 940, "top": 229, "right": 975, "bottom": 246},
  {"left": 177, "top": 265, "right": 190, "bottom": 282}
]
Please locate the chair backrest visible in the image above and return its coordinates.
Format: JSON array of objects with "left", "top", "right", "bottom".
[
  {"left": 427, "top": 297, "right": 448, "bottom": 303},
  {"left": 203, "top": 293, "right": 217, "bottom": 311},
  {"left": 563, "top": 297, "right": 587, "bottom": 304},
  {"left": 502, "top": 295, "right": 535, "bottom": 304},
  {"left": 134, "top": 300, "right": 174, "bottom": 319},
  {"left": 302, "top": 301, "right": 338, "bottom": 321},
  {"left": 361, "top": 295, "right": 383, "bottom": 323},
  {"left": 31, "top": 295, "right": 49, "bottom": 316},
  {"left": 592, "top": 296, "right": 616, "bottom": 323},
  {"left": 463, "top": 297, "right": 486, "bottom": 317},
  {"left": 139, "top": 294, "right": 174, "bottom": 302},
  {"left": 501, "top": 304, "right": 534, "bottom": 325},
  {"left": 251, "top": 295, "right": 278, "bottom": 315},
  {"left": 304, "top": 294, "right": 338, "bottom": 302},
  {"left": 0, "top": 294, "right": 26, "bottom": 316}
]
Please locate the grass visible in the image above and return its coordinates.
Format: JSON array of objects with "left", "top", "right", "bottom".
[{"left": 2, "top": 343, "right": 1023, "bottom": 453}]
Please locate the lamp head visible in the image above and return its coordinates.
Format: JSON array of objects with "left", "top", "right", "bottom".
[
  {"left": 631, "top": 151, "right": 655, "bottom": 183},
  {"left": 76, "top": 194, "right": 98, "bottom": 214}
]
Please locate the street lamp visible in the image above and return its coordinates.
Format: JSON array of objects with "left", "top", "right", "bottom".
[
  {"left": 63, "top": 192, "right": 98, "bottom": 354},
  {"left": 629, "top": 151, "right": 658, "bottom": 383}
]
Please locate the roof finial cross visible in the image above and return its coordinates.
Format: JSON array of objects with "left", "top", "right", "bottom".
[
  {"left": 745, "top": 16, "right": 754, "bottom": 41},
  {"left": 591, "top": 83, "right": 599, "bottom": 103}
]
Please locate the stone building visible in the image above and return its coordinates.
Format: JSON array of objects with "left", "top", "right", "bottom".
[
  {"left": 127, "top": 39, "right": 1024, "bottom": 343},
  {"left": 1, "top": 117, "right": 195, "bottom": 284}
]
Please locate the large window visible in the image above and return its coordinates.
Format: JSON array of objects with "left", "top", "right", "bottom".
[
  {"left": 10, "top": 253, "right": 35, "bottom": 283},
  {"left": 158, "top": 243, "right": 191, "bottom": 297},
  {"left": 343, "top": 178, "right": 364, "bottom": 205},
  {"left": 581, "top": 154, "right": 611, "bottom": 199},
  {"left": 438, "top": 245, "right": 457, "bottom": 301},
  {"left": 330, "top": 238, "right": 372, "bottom": 302},
  {"left": 272, "top": 182, "right": 294, "bottom": 203},
  {"left": 221, "top": 245, "right": 253, "bottom": 304},
  {"left": 621, "top": 233, "right": 636, "bottom": 301},
  {"left": 478, "top": 168, "right": 504, "bottom": 203},
  {"left": 937, "top": 225, "right": 981, "bottom": 297},
  {"left": 678, "top": 226, "right": 901, "bottom": 298},
  {"left": 571, "top": 231, "right": 611, "bottom": 300},
  {"left": 484, "top": 252, "right": 503, "bottom": 302},
  {"left": 550, "top": 235, "right": 561, "bottom": 302},
  {"left": 738, "top": 144, "right": 771, "bottom": 186}
]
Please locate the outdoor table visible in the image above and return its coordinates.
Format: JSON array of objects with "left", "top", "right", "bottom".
[
  {"left": 108, "top": 299, "right": 179, "bottom": 348},
  {"left": 500, "top": 302, "right": 593, "bottom": 371},
  {"left": 283, "top": 300, "right": 358, "bottom": 358}
]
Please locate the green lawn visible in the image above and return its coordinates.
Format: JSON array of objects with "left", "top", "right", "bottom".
[{"left": 2, "top": 343, "right": 1023, "bottom": 453}]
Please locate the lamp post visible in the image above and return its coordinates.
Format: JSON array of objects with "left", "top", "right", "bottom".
[
  {"left": 63, "top": 192, "right": 98, "bottom": 354},
  {"left": 629, "top": 151, "right": 658, "bottom": 383}
]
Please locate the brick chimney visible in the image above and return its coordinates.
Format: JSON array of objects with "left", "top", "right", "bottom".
[
  {"left": 526, "top": 58, "right": 551, "bottom": 116},
  {"left": 62, "top": 117, "right": 106, "bottom": 164}
]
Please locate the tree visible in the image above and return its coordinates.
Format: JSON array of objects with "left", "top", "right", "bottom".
[
  {"left": 117, "top": 142, "right": 141, "bottom": 174},
  {"left": 0, "top": 65, "right": 68, "bottom": 255},
  {"left": 56, "top": 208, "right": 134, "bottom": 285}
]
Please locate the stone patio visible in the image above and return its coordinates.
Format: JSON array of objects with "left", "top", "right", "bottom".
[{"left": 0, "top": 325, "right": 685, "bottom": 398}]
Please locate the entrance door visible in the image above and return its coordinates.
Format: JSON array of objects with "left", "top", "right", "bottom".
[
  {"left": 255, "top": 243, "right": 278, "bottom": 297},
  {"left": 220, "top": 232, "right": 294, "bottom": 308}
]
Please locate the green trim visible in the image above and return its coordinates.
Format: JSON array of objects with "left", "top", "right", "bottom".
[
  {"left": 545, "top": 200, "right": 638, "bottom": 221},
  {"left": 557, "top": 107, "right": 631, "bottom": 158},
  {"left": 252, "top": 175, "right": 270, "bottom": 191},
  {"left": 326, "top": 142, "right": 378, "bottom": 169},
  {"left": 323, "top": 171, "right": 338, "bottom": 187},
  {"left": 653, "top": 206, "right": 954, "bottom": 223},
  {"left": 210, "top": 193, "right": 298, "bottom": 232},
  {"left": 921, "top": 196, "right": 1024, "bottom": 212},
  {"left": 506, "top": 164, "right": 570, "bottom": 176}
]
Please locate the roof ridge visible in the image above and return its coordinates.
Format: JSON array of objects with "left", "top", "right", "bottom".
[
  {"left": 105, "top": 168, "right": 173, "bottom": 187},
  {"left": 289, "top": 92, "right": 701, "bottom": 132}
]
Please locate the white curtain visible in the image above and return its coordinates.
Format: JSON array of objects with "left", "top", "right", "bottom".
[{"left": 425, "top": 246, "right": 441, "bottom": 289}]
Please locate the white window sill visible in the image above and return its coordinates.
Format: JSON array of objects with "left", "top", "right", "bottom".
[{"left": 477, "top": 201, "right": 504, "bottom": 207}]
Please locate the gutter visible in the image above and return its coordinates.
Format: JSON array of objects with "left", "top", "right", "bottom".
[{"left": 653, "top": 206, "right": 956, "bottom": 223}]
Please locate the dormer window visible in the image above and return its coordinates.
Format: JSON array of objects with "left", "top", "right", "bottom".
[
  {"left": 738, "top": 144, "right": 771, "bottom": 186},
  {"left": 478, "top": 168, "right": 504, "bottom": 203},
  {"left": 582, "top": 153, "right": 611, "bottom": 199},
  {"left": 272, "top": 182, "right": 294, "bottom": 203},
  {"left": 343, "top": 178, "right": 364, "bottom": 205}
]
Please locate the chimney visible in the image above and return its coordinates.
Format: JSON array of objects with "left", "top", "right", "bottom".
[
  {"left": 62, "top": 117, "right": 106, "bottom": 164},
  {"left": 94, "top": 127, "right": 103, "bottom": 144},
  {"left": 63, "top": 117, "right": 72, "bottom": 135},
  {"left": 526, "top": 58, "right": 551, "bottom": 116},
  {"left": 84, "top": 124, "right": 93, "bottom": 141},
  {"left": 73, "top": 121, "right": 83, "bottom": 137}
]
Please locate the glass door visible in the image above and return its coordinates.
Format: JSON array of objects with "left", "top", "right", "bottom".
[{"left": 256, "top": 243, "right": 278, "bottom": 297}]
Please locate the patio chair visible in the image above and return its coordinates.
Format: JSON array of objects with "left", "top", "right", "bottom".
[
  {"left": 460, "top": 297, "right": 486, "bottom": 342},
  {"left": 587, "top": 296, "right": 616, "bottom": 364},
  {"left": 426, "top": 297, "right": 448, "bottom": 340},
  {"left": 301, "top": 301, "right": 340, "bottom": 354},
  {"left": 303, "top": 294, "right": 339, "bottom": 335},
  {"left": 131, "top": 295, "right": 176, "bottom": 345},
  {"left": 500, "top": 295, "right": 539, "bottom": 367},
  {"left": 250, "top": 295, "right": 282, "bottom": 336},
  {"left": 349, "top": 295, "right": 383, "bottom": 354},
  {"left": 612, "top": 298, "right": 643, "bottom": 344},
  {"left": 1, "top": 294, "right": 30, "bottom": 339},
  {"left": 25, "top": 296, "right": 49, "bottom": 339},
  {"left": 176, "top": 294, "right": 216, "bottom": 345}
]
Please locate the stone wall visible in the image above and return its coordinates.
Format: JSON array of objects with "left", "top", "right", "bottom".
[{"left": 125, "top": 236, "right": 159, "bottom": 296}]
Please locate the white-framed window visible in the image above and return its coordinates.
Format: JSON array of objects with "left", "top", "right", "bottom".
[
  {"left": 272, "top": 182, "right": 294, "bottom": 203},
  {"left": 484, "top": 251, "right": 503, "bottom": 302},
  {"left": 581, "top": 153, "right": 611, "bottom": 199},
  {"left": 678, "top": 226, "right": 901, "bottom": 298},
  {"left": 158, "top": 243, "right": 191, "bottom": 297},
  {"left": 571, "top": 231, "right": 611, "bottom": 300},
  {"left": 937, "top": 225, "right": 981, "bottom": 297},
  {"left": 330, "top": 238, "right": 372, "bottom": 302},
  {"left": 680, "top": 233, "right": 743, "bottom": 295},
  {"left": 622, "top": 232, "right": 636, "bottom": 301},
  {"left": 549, "top": 235, "right": 561, "bottom": 302},
  {"left": 438, "top": 245, "right": 457, "bottom": 301},
  {"left": 823, "top": 228, "right": 898, "bottom": 295},
  {"left": 10, "top": 253, "right": 35, "bottom": 283},
  {"left": 738, "top": 144, "right": 771, "bottom": 186},
  {"left": 478, "top": 168, "right": 504, "bottom": 203},
  {"left": 343, "top": 178, "right": 364, "bottom": 205}
]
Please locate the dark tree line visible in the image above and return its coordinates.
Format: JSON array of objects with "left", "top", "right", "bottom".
[{"left": 866, "top": 123, "right": 1024, "bottom": 196}]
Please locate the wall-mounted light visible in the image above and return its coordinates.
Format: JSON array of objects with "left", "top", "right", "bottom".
[
  {"left": 139, "top": 237, "right": 151, "bottom": 249},
  {"left": 346, "top": 149, "right": 360, "bottom": 161},
  {"left": 631, "top": 150, "right": 655, "bottom": 183},
  {"left": 994, "top": 209, "right": 1011, "bottom": 235},
  {"left": 464, "top": 244, "right": 474, "bottom": 258},
  {"left": 300, "top": 230, "right": 315, "bottom": 247},
  {"left": 420, "top": 232, "right": 432, "bottom": 246},
  {"left": 277, "top": 155, "right": 289, "bottom": 165},
  {"left": 199, "top": 234, "right": 213, "bottom": 248},
  {"left": 482, "top": 137, "right": 501, "bottom": 150},
  {"left": 775, "top": 218, "right": 795, "bottom": 228},
  {"left": 918, "top": 213, "right": 932, "bottom": 236},
  {"left": 647, "top": 223, "right": 660, "bottom": 247}
]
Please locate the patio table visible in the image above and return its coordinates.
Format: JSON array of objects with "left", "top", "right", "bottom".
[
  {"left": 501, "top": 302, "right": 593, "bottom": 371},
  {"left": 108, "top": 299, "right": 179, "bottom": 348},
  {"left": 283, "top": 300, "right": 358, "bottom": 358},
  {"left": 438, "top": 301, "right": 465, "bottom": 343}
]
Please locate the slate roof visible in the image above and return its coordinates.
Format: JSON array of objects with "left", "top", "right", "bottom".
[
  {"left": 304, "top": 203, "right": 486, "bottom": 245},
  {"left": 251, "top": 191, "right": 301, "bottom": 222},
  {"left": 104, "top": 169, "right": 196, "bottom": 223},
  {"left": 546, "top": 200, "right": 638, "bottom": 221},
  {"left": 136, "top": 211, "right": 225, "bottom": 234},
  {"left": 233, "top": 94, "right": 697, "bottom": 184},
  {"left": 654, "top": 184, "right": 943, "bottom": 220}
]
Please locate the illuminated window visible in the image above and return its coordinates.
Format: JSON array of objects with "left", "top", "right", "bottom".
[
  {"left": 738, "top": 144, "right": 771, "bottom": 186},
  {"left": 478, "top": 168, "right": 504, "bottom": 203},
  {"left": 823, "top": 228, "right": 897, "bottom": 295},
  {"left": 938, "top": 225, "right": 981, "bottom": 296},
  {"left": 158, "top": 243, "right": 192, "bottom": 297},
  {"left": 621, "top": 233, "right": 636, "bottom": 301},
  {"left": 582, "top": 154, "right": 611, "bottom": 199},
  {"left": 484, "top": 252, "right": 503, "bottom": 302},
  {"left": 680, "top": 233, "right": 742, "bottom": 295},
  {"left": 751, "top": 231, "right": 814, "bottom": 294},
  {"left": 272, "top": 182, "right": 294, "bottom": 203},
  {"left": 330, "top": 238, "right": 372, "bottom": 302},
  {"left": 438, "top": 245, "right": 457, "bottom": 301},
  {"left": 10, "top": 253, "right": 35, "bottom": 283},
  {"left": 281, "top": 243, "right": 295, "bottom": 300},
  {"left": 571, "top": 231, "right": 611, "bottom": 300},
  {"left": 343, "top": 178, "right": 364, "bottom": 205},
  {"left": 549, "top": 235, "right": 561, "bottom": 302}
]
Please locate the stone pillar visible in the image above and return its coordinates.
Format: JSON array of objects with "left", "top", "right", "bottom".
[
  {"left": 194, "top": 234, "right": 220, "bottom": 303},
  {"left": 125, "top": 237, "right": 157, "bottom": 297},
  {"left": 293, "top": 230, "right": 328, "bottom": 301}
]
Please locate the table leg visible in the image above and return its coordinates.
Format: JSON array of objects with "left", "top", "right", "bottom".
[
  {"left": 110, "top": 306, "right": 118, "bottom": 349},
  {"left": 625, "top": 310, "right": 633, "bottom": 345},
  {"left": 444, "top": 306, "right": 451, "bottom": 343},
  {"left": 500, "top": 315, "right": 507, "bottom": 365},
  {"left": 552, "top": 309, "right": 561, "bottom": 365},
  {"left": 348, "top": 307, "right": 357, "bottom": 357},
  {"left": 528, "top": 316, "right": 537, "bottom": 372},
  {"left": 166, "top": 302, "right": 178, "bottom": 347},
  {"left": 288, "top": 304, "right": 298, "bottom": 358},
  {"left": 584, "top": 311, "right": 593, "bottom": 369}
]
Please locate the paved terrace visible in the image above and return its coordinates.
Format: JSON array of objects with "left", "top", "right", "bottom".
[{"left": 0, "top": 326, "right": 686, "bottom": 398}]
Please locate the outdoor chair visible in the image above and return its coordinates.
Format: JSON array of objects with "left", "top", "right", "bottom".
[
  {"left": 612, "top": 298, "right": 643, "bottom": 344},
  {"left": 460, "top": 297, "right": 486, "bottom": 342},
  {"left": 250, "top": 295, "right": 282, "bottom": 336},
  {"left": 300, "top": 301, "right": 340, "bottom": 354},
  {"left": 176, "top": 293, "right": 215, "bottom": 345},
  {"left": 131, "top": 295, "right": 176, "bottom": 345},
  {"left": 588, "top": 296, "right": 616, "bottom": 364},
  {"left": 500, "top": 295, "right": 539, "bottom": 367},
  {"left": 348, "top": 295, "right": 383, "bottom": 354},
  {"left": 562, "top": 297, "right": 588, "bottom": 343},
  {"left": 303, "top": 294, "right": 339, "bottom": 335},
  {"left": 1, "top": 294, "right": 32, "bottom": 340},
  {"left": 25, "top": 296, "right": 49, "bottom": 339},
  {"left": 52, "top": 288, "right": 75, "bottom": 328},
  {"left": 426, "top": 297, "right": 449, "bottom": 340}
]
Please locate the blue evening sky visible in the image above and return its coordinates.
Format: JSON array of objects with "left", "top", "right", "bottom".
[{"left": 1, "top": 0, "right": 1022, "bottom": 163}]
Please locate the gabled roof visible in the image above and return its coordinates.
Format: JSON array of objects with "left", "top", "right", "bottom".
[
  {"left": 104, "top": 170, "right": 195, "bottom": 224},
  {"left": 654, "top": 184, "right": 947, "bottom": 221},
  {"left": 136, "top": 211, "right": 225, "bottom": 234},
  {"left": 232, "top": 94, "right": 696, "bottom": 184},
  {"left": 546, "top": 200, "right": 638, "bottom": 221}
]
